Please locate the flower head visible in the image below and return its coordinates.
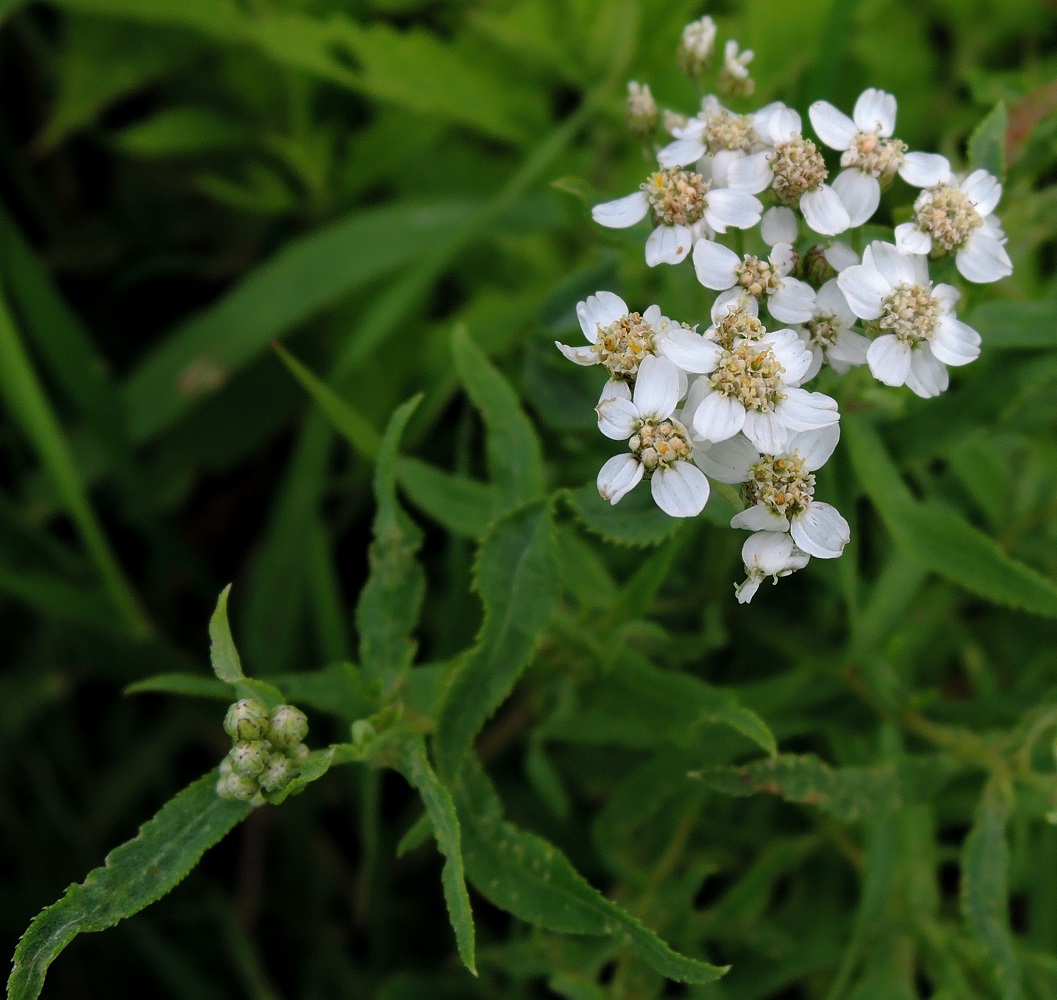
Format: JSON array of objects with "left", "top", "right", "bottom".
[
  {"left": 677, "top": 16, "right": 717, "bottom": 77},
  {"left": 626, "top": 81, "right": 659, "bottom": 140}
]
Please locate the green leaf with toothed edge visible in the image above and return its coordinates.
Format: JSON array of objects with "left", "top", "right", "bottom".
[
  {"left": 6, "top": 772, "right": 250, "bottom": 1000},
  {"left": 454, "top": 758, "right": 727, "bottom": 984},
  {"left": 565, "top": 483, "right": 680, "bottom": 547}
]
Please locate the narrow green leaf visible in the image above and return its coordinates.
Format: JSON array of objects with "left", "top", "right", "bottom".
[
  {"left": 6, "top": 772, "right": 250, "bottom": 1000},
  {"left": 455, "top": 760, "right": 726, "bottom": 984},
  {"left": 396, "top": 813, "right": 433, "bottom": 858},
  {"left": 452, "top": 326, "right": 544, "bottom": 515},
  {"left": 391, "top": 736, "right": 476, "bottom": 974},
  {"left": 396, "top": 458, "right": 498, "bottom": 539},
  {"left": 566, "top": 483, "right": 680, "bottom": 547},
  {"left": 845, "top": 416, "right": 1057, "bottom": 616},
  {"left": 125, "top": 673, "right": 229, "bottom": 700},
  {"left": 969, "top": 301, "right": 1057, "bottom": 350},
  {"left": 435, "top": 500, "right": 559, "bottom": 778},
  {"left": 962, "top": 778, "right": 1021, "bottom": 1000},
  {"left": 208, "top": 586, "right": 283, "bottom": 706},
  {"left": 273, "top": 343, "right": 381, "bottom": 460},
  {"left": 969, "top": 102, "right": 1008, "bottom": 180},
  {"left": 356, "top": 397, "right": 426, "bottom": 692},
  {"left": 114, "top": 106, "right": 251, "bottom": 156}
]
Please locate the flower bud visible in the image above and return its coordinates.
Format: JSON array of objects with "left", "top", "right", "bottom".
[
  {"left": 228, "top": 740, "right": 271, "bottom": 777},
  {"left": 267, "top": 704, "right": 309, "bottom": 747},
  {"left": 677, "top": 16, "right": 716, "bottom": 78},
  {"left": 217, "top": 770, "right": 259, "bottom": 801},
  {"left": 258, "top": 754, "right": 298, "bottom": 793},
  {"left": 285, "top": 742, "right": 310, "bottom": 766},
  {"left": 626, "top": 82, "right": 659, "bottom": 141},
  {"left": 801, "top": 246, "right": 835, "bottom": 287},
  {"left": 223, "top": 699, "right": 269, "bottom": 741}
]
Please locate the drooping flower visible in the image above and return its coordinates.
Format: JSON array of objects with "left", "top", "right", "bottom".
[
  {"left": 838, "top": 241, "right": 981, "bottom": 397},
  {"left": 808, "top": 88, "right": 950, "bottom": 226},
  {"left": 595, "top": 355, "right": 712, "bottom": 517},
  {"left": 592, "top": 167, "right": 762, "bottom": 266},
  {"left": 734, "top": 531, "right": 811, "bottom": 603},
  {"left": 894, "top": 166, "right": 1012, "bottom": 282}
]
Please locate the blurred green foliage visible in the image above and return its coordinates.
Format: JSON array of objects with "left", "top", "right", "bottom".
[{"left": 2, "top": 0, "right": 1057, "bottom": 997}]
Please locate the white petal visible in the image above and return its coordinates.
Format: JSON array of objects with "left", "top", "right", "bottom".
[
  {"left": 709, "top": 149, "right": 743, "bottom": 187},
  {"left": 790, "top": 424, "right": 840, "bottom": 471},
  {"left": 904, "top": 347, "right": 949, "bottom": 398},
  {"left": 761, "top": 205, "right": 799, "bottom": 246},
  {"left": 656, "top": 329, "right": 723, "bottom": 374},
  {"left": 764, "top": 328, "right": 813, "bottom": 384},
  {"left": 692, "top": 239, "right": 741, "bottom": 289},
  {"left": 711, "top": 289, "right": 757, "bottom": 324},
  {"left": 867, "top": 240, "right": 916, "bottom": 287},
  {"left": 930, "top": 316, "right": 981, "bottom": 367},
  {"left": 802, "top": 341, "right": 824, "bottom": 381},
  {"left": 598, "top": 378, "right": 631, "bottom": 403},
  {"left": 692, "top": 390, "right": 746, "bottom": 442},
  {"left": 853, "top": 89, "right": 897, "bottom": 136},
  {"left": 815, "top": 278, "right": 856, "bottom": 325},
  {"left": 597, "top": 453, "right": 644, "bottom": 505},
  {"left": 596, "top": 395, "right": 640, "bottom": 440},
  {"left": 592, "top": 191, "right": 649, "bottom": 228},
  {"left": 837, "top": 264, "right": 890, "bottom": 320},
  {"left": 790, "top": 502, "right": 849, "bottom": 558},
  {"left": 961, "top": 169, "right": 1002, "bottom": 216},
  {"left": 809, "top": 100, "right": 857, "bottom": 150},
  {"left": 823, "top": 242, "right": 860, "bottom": 273},
  {"left": 731, "top": 503, "right": 789, "bottom": 532},
  {"left": 866, "top": 334, "right": 912, "bottom": 386},
  {"left": 742, "top": 529, "right": 802, "bottom": 574},
  {"left": 742, "top": 408, "right": 792, "bottom": 454},
  {"left": 769, "top": 242, "right": 797, "bottom": 277},
  {"left": 894, "top": 221, "right": 933, "bottom": 255},
  {"left": 658, "top": 136, "right": 708, "bottom": 168},
  {"left": 898, "top": 151, "right": 951, "bottom": 188},
  {"left": 775, "top": 387, "right": 840, "bottom": 431},
  {"left": 768, "top": 278, "right": 817, "bottom": 325},
  {"left": 727, "top": 151, "right": 773, "bottom": 194},
  {"left": 631, "top": 355, "right": 680, "bottom": 419},
  {"left": 651, "top": 462, "right": 711, "bottom": 517},
  {"left": 827, "top": 330, "right": 870, "bottom": 366},
  {"left": 577, "top": 291, "right": 627, "bottom": 341},
  {"left": 800, "top": 185, "right": 851, "bottom": 236},
  {"left": 693, "top": 434, "right": 758, "bottom": 484},
  {"left": 735, "top": 575, "right": 763, "bottom": 603},
  {"left": 704, "top": 188, "right": 762, "bottom": 231},
  {"left": 555, "top": 342, "right": 598, "bottom": 365},
  {"left": 931, "top": 283, "right": 961, "bottom": 311},
  {"left": 645, "top": 224, "right": 693, "bottom": 266},
  {"left": 768, "top": 108, "right": 802, "bottom": 143},
  {"left": 832, "top": 168, "right": 881, "bottom": 227},
  {"left": 956, "top": 230, "right": 1012, "bottom": 283}
]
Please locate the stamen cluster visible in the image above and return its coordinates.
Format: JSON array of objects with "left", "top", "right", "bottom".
[{"left": 643, "top": 169, "right": 708, "bottom": 226}]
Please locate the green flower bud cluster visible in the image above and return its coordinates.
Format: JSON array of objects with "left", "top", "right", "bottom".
[{"left": 216, "top": 699, "right": 310, "bottom": 803}]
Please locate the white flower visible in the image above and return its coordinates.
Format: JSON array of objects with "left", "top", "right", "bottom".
[
  {"left": 595, "top": 355, "right": 712, "bottom": 517},
  {"left": 703, "top": 425, "right": 850, "bottom": 559},
  {"left": 693, "top": 240, "right": 816, "bottom": 324},
  {"left": 592, "top": 168, "right": 762, "bottom": 266},
  {"left": 808, "top": 88, "right": 951, "bottom": 226},
  {"left": 838, "top": 241, "right": 982, "bottom": 397},
  {"left": 682, "top": 325, "right": 839, "bottom": 453},
  {"left": 727, "top": 105, "right": 851, "bottom": 236},
  {"left": 626, "top": 82, "right": 659, "bottom": 140},
  {"left": 658, "top": 96, "right": 761, "bottom": 170},
  {"left": 677, "top": 16, "right": 717, "bottom": 77},
  {"left": 796, "top": 279, "right": 870, "bottom": 380},
  {"left": 894, "top": 166, "right": 1012, "bottom": 283},
  {"left": 734, "top": 531, "right": 811, "bottom": 603},
  {"left": 718, "top": 40, "right": 755, "bottom": 98},
  {"left": 556, "top": 291, "right": 719, "bottom": 382}
]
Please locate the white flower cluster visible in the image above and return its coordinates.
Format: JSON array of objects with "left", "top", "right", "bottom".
[{"left": 559, "top": 29, "right": 1012, "bottom": 602}]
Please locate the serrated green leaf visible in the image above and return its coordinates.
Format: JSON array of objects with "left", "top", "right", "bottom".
[
  {"left": 435, "top": 500, "right": 559, "bottom": 778},
  {"left": 208, "top": 586, "right": 283, "bottom": 707},
  {"left": 455, "top": 759, "right": 726, "bottom": 984},
  {"left": 565, "top": 483, "right": 680, "bottom": 547},
  {"left": 969, "top": 301, "right": 1057, "bottom": 349},
  {"left": 396, "top": 457, "right": 498, "bottom": 539},
  {"left": 969, "top": 102, "right": 1008, "bottom": 180},
  {"left": 452, "top": 327, "right": 544, "bottom": 515},
  {"left": 692, "top": 754, "right": 952, "bottom": 823},
  {"left": 356, "top": 397, "right": 426, "bottom": 692},
  {"left": 273, "top": 343, "right": 380, "bottom": 460},
  {"left": 962, "top": 778, "right": 1021, "bottom": 1000},
  {"left": 845, "top": 416, "right": 1057, "bottom": 616},
  {"left": 6, "top": 772, "right": 250, "bottom": 1000},
  {"left": 391, "top": 736, "right": 476, "bottom": 974}
]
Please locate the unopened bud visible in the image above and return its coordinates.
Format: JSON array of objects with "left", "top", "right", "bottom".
[
  {"left": 217, "top": 770, "right": 259, "bottom": 801},
  {"left": 677, "top": 16, "right": 716, "bottom": 78},
  {"left": 351, "top": 719, "right": 376, "bottom": 747},
  {"left": 717, "top": 40, "right": 755, "bottom": 99},
  {"left": 224, "top": 699, "right": 269, "bottom": 741},
  {"left": 286, "top": 742, "right": 310, "bottom": 766},
  {"left": 268, "top": 704, "right": 309, "bottom": 747},
  {"left": 259, "top": 754, "right": 298, "bottom": 793},
  {"left": 802, "top": 246, "right": 835, "bottom": 287},
  {"left": 626, "top": 82, "right": 659, "bottom": 141},
  {"left": 228, "top": 740, "right": 271, "bottom": 777}
]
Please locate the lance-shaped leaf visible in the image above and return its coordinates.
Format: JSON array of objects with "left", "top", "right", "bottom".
[
  {"left": 962, "top": 778, "right": 1021, "bottom": 1000},
  {"left": 969, "top": 102, "right": 1007, "bottom": 180},
  {"left": 7, "top": 772, "right": 250, "bottom": 1000},
  {"left": 454, "top": 759, "right": 726, "bottom": 984},
  {"left": 208, "top": 586, "right": 283, "bottom": 707},
  {"left": 396, "top": 457, "right": 499, "bottom": 540},
  {"left": 390, "top": 735, "right": 476, "bottom": 974},
  {"left": 356, "top": 396, "right": 426, "bottom": 693},
  {"left": 452, "top": 327, "right": 544, "bottom": 515},
  {"left": 435, "top": 500, "right": 559, "bottom": 778}
]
